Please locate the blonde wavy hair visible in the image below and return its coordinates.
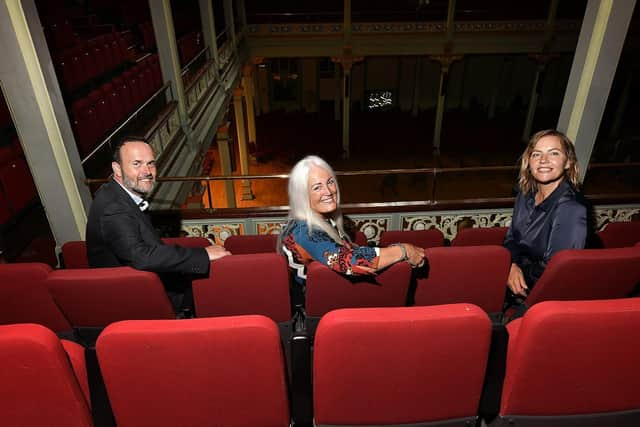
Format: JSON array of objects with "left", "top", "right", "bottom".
[{"left": 518, "top": 129, "right": 580, "bottom": 194}]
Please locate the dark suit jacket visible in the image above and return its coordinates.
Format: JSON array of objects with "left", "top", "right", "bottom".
[{"left": 86, "top": 179, "right": 209, "bottom": 275}]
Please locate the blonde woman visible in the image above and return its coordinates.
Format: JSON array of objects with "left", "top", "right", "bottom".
[{"left": 504, "top": 129, "right": 587, "bottom": 299}]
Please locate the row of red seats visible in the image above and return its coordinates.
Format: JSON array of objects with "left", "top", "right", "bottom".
[
  {"left": 138, "top": 21, "right": 155, "bottom": 51},
  {"left": 43, "top": 18, "right": 75, "bottom": 51},
  {"left": 177, "top": 31, "right": 202, "bottom": 66},
  {"left": 55, "top": 32, "right": 131, "bottom": 93},
  {"left": 71, "top": 55, "right": 163, "bottom": 157},
  {"left": 3, "top": 298, "right": 640, "bottom": 426},
  {"left": 6, "top": 242, "right": 640, "bottom": 347}
]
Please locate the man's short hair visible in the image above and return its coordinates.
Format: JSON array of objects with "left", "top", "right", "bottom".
[{"left": 112, "top": 136, "right": 151, "bottom": 163}]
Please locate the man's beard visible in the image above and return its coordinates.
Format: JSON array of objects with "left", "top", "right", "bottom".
[{"left": 124, "top": 175, "right": 155, "bottom": 196}]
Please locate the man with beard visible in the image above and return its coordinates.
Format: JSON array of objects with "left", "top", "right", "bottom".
[{"left": 86, "top": 136, "right": 229, "bottom": 312}]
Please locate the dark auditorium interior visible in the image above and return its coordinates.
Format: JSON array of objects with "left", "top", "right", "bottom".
[{"left": 1, "top": 0, "right": 640, "bottom": 426}]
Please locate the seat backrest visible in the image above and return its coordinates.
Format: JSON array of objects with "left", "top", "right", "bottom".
[
  {"left": 379, "top": 229, "right": 444, "bottom": 248},
  {"left": 415, "top": 246, "right": 510, "bottom": 313},
  {"left": 96, "top": 316, "right": 290, "bottom": 427},
  {"left": 0, "top": 263, "right": 72, "bottom": 334},
  {"left": 526, "top": 247, "right": 640, "bottom": 307},
  {"left": 452, "top": 226, "right": 508, "bottom": 246},
  {"left": 314, "top": 304, "right": 491, "bottom": 426},
  {"left": 223, "top": 234, "right": 278, "bottom": 254},
  {"left": 61, "top": 240, "right": 89, "bottom": 268},
  {"left": 61, "top": 238, "right": 210, "bottom": 268},
  {"left": 162, "top": 236, "right": 211, "bottom": 248},
  {"left": 46, "top": 266, "right": 175, "bottom": 328},
  {"left": 0, "top": 324, "right": 93, "bottom": 427},
  {"left": 192, "top": 253, "right": 291, "bottom": 322},
  {"left": 499, "top": 299, "right": 640, "bottom": 425},
  {"left": 597, "top": 221, "right": 640, "bottom": 248},
  {"left": 306, "top": 261, "right": 412, "bottom": 317}
]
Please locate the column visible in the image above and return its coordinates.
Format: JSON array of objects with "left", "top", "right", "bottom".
[
  {"left": 522, "top": 55, "right": 555, "bottom": 141},
  {"left": 411, "top": 56, "right": 422, "bottom": 117},
  {"left": 232, "top": 88, "right": 255, "bottom": 200},
  {"left": 149, "top": 0, "right": 191, "bottom": 136},
  {"left": 333, "top": 64, "right": 341, "bottom": 121},
  {"left": 342, "top": 63, "right": 352, "bottom": 159},
  {"left": 216, "top": 124, "right": 236, "bottom": 208},
  {"left": 557, "top": 0, "right": 636, "bottom": 181},
  {"left": 198, "top": 0, "right": 220, "bottom": 71},
  {"left": 0, "top": 0, "right": 91, "bottom": 247},
  {"left": 223, "top": 0, "right": 237, "bottom": 49},
  {"left": 242, "top": 64, "right": 258, "bottom": 153},
  {"left": 430, "top": 55, "right": 462, "bottom": 154}
]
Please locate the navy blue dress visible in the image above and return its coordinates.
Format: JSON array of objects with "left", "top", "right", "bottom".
[{"left": 503, "top": 179, "right": 587, "bottom": 289}]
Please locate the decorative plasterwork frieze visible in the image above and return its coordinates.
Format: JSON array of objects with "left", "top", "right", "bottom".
[{"left": 178, "top": 206, "right": 640, "bottom": 246}]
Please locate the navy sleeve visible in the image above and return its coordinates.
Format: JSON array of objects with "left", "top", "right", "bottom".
[
  {"left": 543, "top": 200, "right": 587, "bottom": 264},
  {"left": 503, "top": 193, "right": 524, "bottom": 263}
]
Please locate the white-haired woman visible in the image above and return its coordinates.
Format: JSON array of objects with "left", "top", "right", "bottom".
[{"left": 280, "top": 155, "right": 424, "bottom": 299}]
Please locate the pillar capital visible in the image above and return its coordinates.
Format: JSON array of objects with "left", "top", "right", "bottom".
[
  {"left": 216, "top": 122, "right": 230, "bottom": 135},
  {"left": 429, "top": 54, "right": 463, "bottom": 72},
  {"left": 528, "top": 53, "right": 559, "bottom": 69},
  {"left": 242, "top": 63, "right": 254, "bottom": 77},
  {"left": 331, "top": 45, "right": 363, "bottom": 73}
]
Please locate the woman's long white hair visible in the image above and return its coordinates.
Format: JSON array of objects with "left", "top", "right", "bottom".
[{"left": 286, "top": 155, "right": 346, "bottom": 243}]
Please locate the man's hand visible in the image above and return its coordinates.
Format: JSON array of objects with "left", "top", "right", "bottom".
[
  {"left": 507, "top": 262, "right": 528, "bottom": 296},
  {"left": 205, "top": 245, "right": 231, "bottom": 261}
]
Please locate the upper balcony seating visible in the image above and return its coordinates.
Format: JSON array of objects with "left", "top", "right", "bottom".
[
  {"left": 0, "top": 324, "right": 93, "bottom": 427},
  {"left": 223, "top": 234, "right": 278, "bottom": 254},
  {"left": 192, "top": 253, "right": 292, "bottom": 324},
  {"left": 507, "top": 247, "right": 640, "bottom": 318},
  {"left": 597, "top": 221, "right": 640, "bottom": 248},
  {"left": 379, "top": 229, "right": 445, "bottom": 248},
  {"left": 0, "top": 262, "right": 74, "bottom": 338},
  {"left": 492, "top": 298, "right": 640, "bottom": 426},
  {"left": 55, "top": 32, "right": 130, "bottom": 93},
  {"left": 70, "top": 54, "right": 163, "bottom": 157},
  {"left": 138, "top": 21, "right": 156, "bottom": 51},
  {"left": 96, "top": 316, "right": 290, "bottom": 427},
  {"left": 305, "top": 261, "right": 412, "bottom": 318},
  {"left": 313, "top": 305, "right": 492, "bottom": 427},
  {"left": 451, "top": 226, "right": 509, "bottom": 246},
  {"left": 415, "top": 245, "right": 510, "bottom": 313},
  {"left": 0, "top": 157, "right": 38, "bottom": 221}
]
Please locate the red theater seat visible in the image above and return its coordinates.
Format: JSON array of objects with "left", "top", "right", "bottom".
[
  {"left": 192, "top": 253, "right": 291, "bottom": 323},
  {"left": 519, "top": 247, "right": 640, "bottom": 311},
  {"left": 379, "top": 229, "right": 444, "bottom": 248},
  {"left": 96, "top": 316, "right": 290, "bottom": 427},
  {"left": 46, "top": 267, "right": 175, "bottom": 344},
  {"left": 0, "top": 324, "right": 93, "bottom": 427},
  {"left": 452, "top": 226, "right": 508, "bottom": 246},
  {"left": 597, "top": 221, "right": 640, "bottom": 248},
  {"left": 62, "top": 237, "right": 211, "bottom": 269},
  {"left": 223, "top": 234, "right": 278, "bottom": 254},
  {"left": 415, "top": 245, "right": 510, "bottom": 313},
  {"left": 496, "top": 299, "right": 640, "bottom": 426},
  {"left": 0, "top": 263, "right": 73, "bottom": 336},
  {"left": 61, "top": 240, "right": 89, "bottom": 269},
  {"left": 314, "top": 305, "right": 491, "bottom": 426},
  {"left": 306, "top": 261, "right": 412, "bottom": 317}
]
